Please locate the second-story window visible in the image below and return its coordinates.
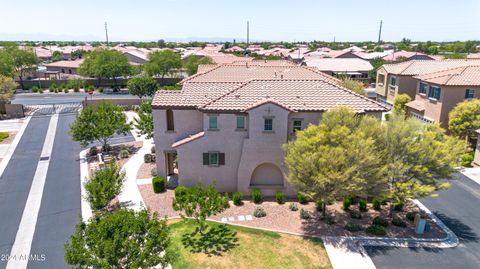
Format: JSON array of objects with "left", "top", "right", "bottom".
[
  {"left": 208, "top": 115, "right": 218, "bottom": 129},
  {"left": 419, "top": 83, "right": 428, "bottom": 95},
  {"left": 264, "top": 118, "right": 273, "bottom": 131},
  {"left": 236, "top": 115, "right": 245, "bottom": 129},
  {"left": 166, "top": 109, "right": 174, "bottom": 131},
  {"left": 389, "top": 76, "right": 397, "bottom": 87},
  {"left": 465, "top": 89, "right": 475, "bottom": 100},
  {"left": 428, "top": 86, "right": 441, "bottom": 100},
  {"left": 293, "top": 120, "right": 303, "bottom": 133}
]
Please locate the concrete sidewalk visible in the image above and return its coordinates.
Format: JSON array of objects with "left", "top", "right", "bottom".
[
  {"left": 323, "top": 237, "right": 376, "bottom": 269},
  {"left": 461, "top": 167, "right": 480, "bottom": 186}
]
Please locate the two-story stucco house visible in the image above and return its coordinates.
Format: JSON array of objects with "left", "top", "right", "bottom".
[
  {"left": 405, "top": 65, "right": 480, "bottom": 128},
  {"left": 375, "top": 59, "right": 480, "bottom": 105},
  {"left": 152, "top": 62, "right": 387, "bottom": 197}
]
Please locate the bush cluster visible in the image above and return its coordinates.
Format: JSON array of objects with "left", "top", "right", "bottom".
[
  {"left": 251, "top": 188, "right": 262, "bottom": 204},
  {"left": 366, "top": 225, "right": 386, "bottom": 236},
  {"left": 299, "top": 208, "right": 310, "bottom": 219},
  {"left": 343, "top": 195, "right": 353, "bottom": 211},
  {"left": 372, "top": 198, "right": 382, "bottom": 211},
  {"left": 253, "top": 206, "right": 266, "bottom": 218},
  {"left": 289, "top": 202, "right": 298, "bottom": 211},
  {"left": 391, "top": 217, "right": 407, "bottom": 228},
  {"left": 119, "top": 149, "right": 129, "bottom": 159},
  {"left": 350, "top": 210, "right": 362, "bottom": 219},
  {"left": 144, "top": 153, "right": 155, "bottom": 163},
  {"left": 393, "top": 202, "right": 404, "bottom": 211},
  {"left": 297, "top": 192, "right": 308, "bottom": 204},
  {"left": 345, "top": 223, "right": 362, "bottom": 232},
  {"left": 232, "top": 192, "right": 242, "bottom": 206},
  {"left": 315, "top": 200, "right": 324, "bottom": 212},
  {"left": 275, "top": 191, "right": 284, "bottom": 204},
  {"left": 359, "top": 199, "right": 368, "bottom": 212},
  {"left": 89, "top": 146, "right": 98, "bottom": 157},
  {"left": 406, "top": 212, "right": 417, "bottom": 222},
  {"left": 321, "top": 215, "right": 335, "bottom": 225},
  {"left": 152, "top": 176, "right": 165, "bottom": 193},
  {"left": 372, "top": 216, "right": 389, "bottom": 227}
]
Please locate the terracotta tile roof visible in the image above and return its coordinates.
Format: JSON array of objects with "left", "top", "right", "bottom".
[
  {"left": 304, "top": 58, "right": 373, "bottom": 72},
  {"left": 199, "top": 79, "right": 388, "bottom": 113},
  {"left": 414, "top": 65, "right": 480, "bottom": 86},
  {"left": 382, "top": 59, "right": 480, "bottom": 75},
  {"left": 382, "top": 50, "right": 434, "bottom": 61},
  {"left": 172, "top": 131, "right": 205, "bottom": 148}
]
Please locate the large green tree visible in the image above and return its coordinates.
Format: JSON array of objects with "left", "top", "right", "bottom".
[
  {"left": 79, "top": 48, "right": 131, "bottom": 86},
  {"left": 0, "top": 46, "right": 38, "bottom": 90},
  {"left": 184, "top": 55, "right": 214, "bottom": 76},
  {"left": 65, "top": 209, "right": 171, "bottom": 269},
  {"left": 127, "top": 76, "right": 159, "bottom": 98},
  {"left": 69, "top": 101, "right": 131, "bottom": 150},
  {"left": 84, "top": 164, "right": 125, "bottom": 211},
  {"left": 448, "top": 99, "right": 480, "bottom": 143},
  {"left": 144, "top": 50, "right": 182, "bottom": 82},
  {"left": 133, "top": 101, "right": 154, "bottom": 139},
  {"left": 283, "top": 107, "right": 386, "bottom": 216}
]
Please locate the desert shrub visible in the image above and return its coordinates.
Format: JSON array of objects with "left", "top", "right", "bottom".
[
  {"left": 232, "top": 192, "right": 243, "bottom": 206},
  {"left": 63, "top": 88, "right": 69, "bottom": 93},
  {"left": 345, "top": 223, "right": 362, "bottom": 232},
  {"left": 88, "top": 146, "right": 98, "bottom": 157},
  {"left": 55, "top": 89, "right": 59, "bottom": 93},
  {"left": 251, "top": 188, "right": 262, "bottom": 204},
  {"left": 275, "top": 191, "right": 285, "bottom": 204},
  {"left": 144, "top": 153, "right": 153, "bottom": 163},
  {"left": 289, "top": 202, "right": 298, "bottom": 211},
  {"left": 393, "top": 202, "right": 404, "bottom": 211},
  {"left": 119, "top": 149, "right": 129, "bottom": 159},
  {"left": 343, "top": 195, "right": 353, "bottom": 211},
  {"left": 49, "top": 83, "right": 57, "bottom": 92},
  {"left": 321, "top": 215, "right": 335, "bottom": 225},
  {"left": 223, "top": 192, "right": 230, "bottom": 208},
  {"left": 253, "top": 206, "right": 266, "bottom": 218},
  {"left": 406, "top": 212, "right": 417, "bottom": 222},
  {"left": 315, "top": 200, "right": 324, "bottom": 212},
  {"left": 174, "top": 186, "right": 189, "bottom": 200},
  {"left": 101, "top": 144, "right": 111, "bottom": 153},
  {"left": 31, "top": 85, "right": 39, "bottom": 92},
  {"left": 366, "top": 225, "right": 386, "bottom": 236},
  {"left": 350, "top": 210, "right": 362, "bottom": 219},
  {"left": 372, "top": 198, "right": 382, "bottom": 211},
  {"left": 359, "top": 199, "right": 368, "bottom": 212},
  {"left": 84, "top": 164, "right": 125, "bottom": 210},
  {"left": 59, "top": 83, "right": 66, "bottom": 90},
  {"left": 300, "top": 208, "right": 310, "bottom": 219},
  {"left": 392, "top": 217, "right": 407, "bottom": 228},
  {"left": 150, "top": 167, "right": 157, "bottom": 176},
  {"left": 151, "top": 146, "right": 156, "bottom": 154},
  {"left": 462, "top": 152, "right": 474, "bottom": 167},
  {"left": 372, "top": 216, "right": 389, "bottom": 227},
  {"left": 297, "top": 192, "right": 308, "bottom": 204},
  {"left": 86, "top": 84, "right": 95, "bottom": 91},
  {"left": 152, "top": 176, "right": 165, "bottom": 193}
]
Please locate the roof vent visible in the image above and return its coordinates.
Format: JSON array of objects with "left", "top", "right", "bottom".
[
  {"left": 281, "top": 74, "right": 284, "bottom": 79},
  {"left": 296, "top": 95, "right": 300, "bottom": 99},
  {"left": 235, "top": 94, "right": 240, "bottom": 98}
]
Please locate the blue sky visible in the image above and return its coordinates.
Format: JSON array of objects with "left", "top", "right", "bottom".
[{"left": 1, "top": 0, "right": 479, "bottom": 42}]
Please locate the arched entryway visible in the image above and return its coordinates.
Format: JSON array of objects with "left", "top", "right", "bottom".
[{"left": 250, "top": 163, "right": 284, "bottom": 186}]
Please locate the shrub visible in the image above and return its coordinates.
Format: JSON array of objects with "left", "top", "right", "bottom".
[
  {"left": 251, "top": 188, "right": 262, "bottom": 204},
  {"left": 253, "top": 206, "right": 266, "bottom": 218},
  {"left": 350, "top": 210, "right": 362, "bottom": 219},
  {"left": 86, "top": 84, "right": 95, "bottom": 91},
  {"left": 462, "top": 152, "right": 474, "bottom": 167},
  {"left": 372, "top": 216, "right": 389, "bottom": 227},
  {"left": 88, "top": 146, "right": 98, "bottom": 157},
  {"left": 372, "top": 198, "right": 382, "bottom": 211},
  {"left": 59, "top": 83, "right": 66, "bottom": 90},
  {"left": 289, "top": 202, "right": 298, "bottom": 211},
  {"left": 275, "top": 191, "right": 285, "bottom": 204},
  {"left": 174, "top": 186, "right": 189, "bottom": 200},
  {"left": 84, "top": 164, "right": 126, "bottom": 210},
  {"left": 49, "top": 83, "right": 57, "bottom": 92},
  {"left": 63, "top": 88, "right": 69, "bottom": 93},
  {"left": 359, "top": 199, "right": 368, "bottom": 212},
  {"left": 144, "top": 153, "right": 153, "bottom": 163},
  {"left": 31, "top": 85, "right": 39, "bottom": 92},
  {"left": 101, "top": 144, "right": 111, "bottom": 153},
  {"left": 343, "top": 195, "right": 353, "bottom": 211},
  {"left": 223, "top": 192, "right": 230, "bottom": 208},
  {"left": 300, "top": 208, "right": 310, "bottom": 219},
  {"left": 152, "top": 176, "right": 165, "bottom": 193},
  {"left": 315, "top": 200, "right": 324, "bottom": 212},
  {"left": 98, "top": 87, "right": 104, "bottom": 93},
  {"left": 366, "top": 225, "right": 387, "bottom": 236},
  {"left": 297, "top": 192, "right": 308, "bottom": 204},
  {"left": 392, "top": 217, "right": 407, "bottom": 228},
  {"left": 151, "top": 146, "right": 156, "bottom": 154},
  {"left": 406, "top": 212, "right": 417, "bottom": 222},
  {"left": 232, "top": 191, "right": 243, "bottom": 206},
  {"left": 119, "top": 149, "right": 129, "bottom": 159},
  {"left": 55, "top": 89, "right": 59, "bottom": 93},
  {"left": 321, "top": 215, "right": 335, "bottom": 225},
  {"left": 345, "top": 223, "right": 362, "bottom": 232},
  {"left": 393, "top": 202, "right": 404, "bottom": 211},
  {"left": 150, "top": 167, "right": 157, "bottom": 176}
]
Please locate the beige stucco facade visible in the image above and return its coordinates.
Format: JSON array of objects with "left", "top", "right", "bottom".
[{"left": 375, "top": 67, "right": 418, "bottom": 103}]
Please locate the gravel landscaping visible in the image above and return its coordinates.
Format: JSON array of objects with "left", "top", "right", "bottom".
[
  {"left": 138, "top": 186, "right": 446, "bottom": 239},
  {"left": 137, "top": 162, "right": 155, "bottom": 179}
]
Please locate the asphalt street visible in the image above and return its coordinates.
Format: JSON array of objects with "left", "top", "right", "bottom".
[
  {"left": 11, "top": 92, "right": 140, "bottom": 105},
  {"left": 365, "top": 173, "right": 480, "bottom": 269}
]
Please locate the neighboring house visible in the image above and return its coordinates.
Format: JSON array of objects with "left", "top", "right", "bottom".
[
  {"left": 303, "top": 58, "right": 373, "bottom": 80},
  {"left": 375, "top": 59, "right": 480, "bottom": 104},
  {"left": 44, "top": 59, "right": 84, "bottom": 75},
  {"left": 382, "top": 50, "right": 435, "bottom": 61},
  {"left": 405, "top": 65, "right": 480, "bottom": 128},
  {"left": 151, "top": 62, "right": 387, "bottom": 196}
]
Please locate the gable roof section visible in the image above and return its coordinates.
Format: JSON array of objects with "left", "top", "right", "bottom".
[
  {"left": 304, "top": 58, "right": 373, "bottom": 72},
  {"left": 383, "top": 59, "right": 480, "bottom": 76},
  {"left": 414, "top": 65, "right": 480, "bottom": 86}
]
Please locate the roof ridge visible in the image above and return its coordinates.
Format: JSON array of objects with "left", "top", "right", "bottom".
[
  {"left": 198, "top": 80, "right": 253, "bottom": 109},
  {"left": 444, "top": 65, "right": 470, "bottom": 85},
  {"left": 179, "top": 64, "right": 225, "bottom": 84}
]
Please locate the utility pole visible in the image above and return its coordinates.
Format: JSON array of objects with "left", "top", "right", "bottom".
[
  {"left": 377, "top": 20, "right": 383, "bottom": 44},
  {"left": 247, "top": 21, "right": 250, "bottom": 46},
  {"left": 105, "top": 21, "right": 109, "bottom": 46}
]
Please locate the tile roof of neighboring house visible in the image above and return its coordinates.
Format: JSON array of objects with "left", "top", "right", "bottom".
[
  {"left": 172, "top": 131, "right": 205, "bottom": 148},
  {"left": 225, "top": 46, "right": 245, "bottom": 53},
  {"left": 356, "top": 51, "right": 393, "bottom": 60},
  {"left": 196, "top": 64, "right": 218, "bottom": 74},
  {"left": 414, "top": 65, "right": 480, "bottom": 86},
  {"left": 304, "top": 58, "right": 373, "bottom": 72},
  {"left": 44, "top": 59, "right": 84, "bottom": 68},
  {"left": 199, "top": 79, "right": 387, "bottom": 113},
  {"left": 382, "top": 59, "right": 480, "bottom": 75},
  {"left": 343, "top": 46, "right": 366, "bottom": 52},
  {"left": 382, "top": 50, "right": 434, "bottom": 61}
]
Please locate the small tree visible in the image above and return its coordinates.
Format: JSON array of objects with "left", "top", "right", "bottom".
[
  {"left": 127, "top": 76, "right": 159, "bottom": 98},
  {"left": 0, "top": 75, "right": 17, "bottom": 102},
  {"left": 172, "top": 184, "right": 228, "bottom": 234},
  {"left": 65, "top": 209, "right": 171, "bottom": 268},
  {"left": 448, "top": 99, "right": 480, "bottom": 143},
  {"left": 339, "top": 77, "right": 366, "bottom": 96},
  {"left": 393, "top": 94, "right": 412, "bottom": 115},
  {"left": 134, "top": 101, "right": 154, "bottom": 139},
  {"left": 184, "top": 55, "right": 214, "bottom": 76},
  {"left": 3, "top": 46, "right": 38, "bottom": 90},
  {"left": 70, "top": 101, "right": 131, "bottom": 150},
  {"left": 144, "top": 50, "right": 182, "bottom": 83},
  {"left": 51, "top": 50, "right": 63, "bottom": 62},
  {"left": 84, "top": 164, "right": 125, "bottom": 211}
]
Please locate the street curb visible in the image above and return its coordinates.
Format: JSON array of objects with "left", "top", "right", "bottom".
[{"left": 79, "top": 149, "right": 93, "bottom": 222}]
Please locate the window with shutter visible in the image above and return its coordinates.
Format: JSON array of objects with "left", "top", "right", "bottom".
[
  {"left": 219, "top": 153, "right": 225, "bottom": 165},
  {"left": 203, "top": 153, "right": 209, "bottom": 165}
]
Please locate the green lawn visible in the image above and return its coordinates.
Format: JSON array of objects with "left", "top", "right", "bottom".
[
  {"left": 0, "top": 132, "right": 9, "bottom": 142},
  {"left": 168, "top": 220, "right": 332, "bottom": 269}
]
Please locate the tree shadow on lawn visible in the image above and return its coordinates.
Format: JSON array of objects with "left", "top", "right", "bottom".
[{"left": 181, "top": 224, "right": 240, "bottom": 257}]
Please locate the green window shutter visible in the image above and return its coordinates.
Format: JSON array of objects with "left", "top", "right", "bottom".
[
  {"left": 219, "top": 153, "right": 225, "bottom": 165},
  {"left": 203, "top": 153, "right": 209, "bottom": 165}
]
